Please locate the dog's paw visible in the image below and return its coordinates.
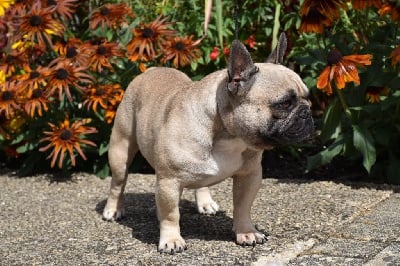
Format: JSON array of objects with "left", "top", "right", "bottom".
[
  {"left": 235, "top": 231, "right": 267, "bottom": 247},
  {"left": 197, "top": 199, "right": 219, "bottom": 215},
  {"left": 158, "top": 236, "right": 187, "bottom": 255},
  {"left": 102, "top": 206, "right": 125, "bottom": 221}
]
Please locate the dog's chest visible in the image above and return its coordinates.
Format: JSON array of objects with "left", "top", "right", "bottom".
[{"left": 210, "top": 138, "right": 247, "bottom": 177}]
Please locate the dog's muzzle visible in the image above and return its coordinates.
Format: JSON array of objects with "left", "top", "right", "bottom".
[{"left": 261, "top": 105, "right": 314, "bottom": 146}]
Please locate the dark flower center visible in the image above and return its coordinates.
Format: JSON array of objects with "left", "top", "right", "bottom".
[
  {"left": 97, "top": 45, "right": 107, "bottom": 55},
  {"left": 90, "top": 38, "right": 103, "bottom": 45},
  {"left": 100, "top": 7, "right": 110, "bottom": 16},
  {"left": 142, "top": 27, "right": 154, "bottom": 38},
  {"left": 66, "top": 46, "right": 78, "bottom": 58},
  {"left": 60, "top": 129, "right": 73, "bottom": 140},
  {"left": 366, "top": 86, "right": 383, "bottom": 94},
  {"left": 174, "top": 41, "right": 185, "bottom": 51},
  {"left": 56, "top": 68, "right": 69, "bottom": 80},
  {"left": 47, "top": 0, "right": 57, "bottom": 6},
  {"left": 29, "top": 15, "right": 43, "bottom": 27},
  {"left": 29, "top": 71, "right": 40, "bottom": 79},
  {"left": 32, "top": 89, "right": 43, "bottom": 98},
  {"left": 95, "top": 88, "right": 105, "bottom": 96},
  {"left": 16, "top": 0, "right": 25, "bottom": 3},
  {"left": 305, "top": 8, "right": 326, "bottom": 23},
  {"left": 327, "top": 49, "right": 343, "bottom": 66},
  {"left": 5, "top": 55, "right": 15, "bottom": 63},
  {"left": 1, "top": 91, "right": 13, "bottom": 101}
]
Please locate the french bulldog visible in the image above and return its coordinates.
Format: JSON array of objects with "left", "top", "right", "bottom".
[{"left": 103, "top": 33, "right": 313, "bottom": 254}]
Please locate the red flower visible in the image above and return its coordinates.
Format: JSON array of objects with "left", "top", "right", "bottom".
[
  {"left": 244, "top": 34, "right": 256, "bottom": 49},
  {"left": 210, "top": 47, "right": 219, "bottom": 61},
  {"left": 223, "top": 46, "right": 230, "bottom": 56}
]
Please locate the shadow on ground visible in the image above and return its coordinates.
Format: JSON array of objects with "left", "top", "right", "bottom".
[{"left": 95, "top": 193, "right": 234, "bottom": 245}]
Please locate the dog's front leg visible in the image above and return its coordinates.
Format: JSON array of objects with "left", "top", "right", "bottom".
[
  {"left": 156, "top": 177, "right": 186, "bottom": 254},
  {"left": 232, "top": 167, "right": 267, "bottom": 246}
]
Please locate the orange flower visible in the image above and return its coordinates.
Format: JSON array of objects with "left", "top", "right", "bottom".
[
  {"left": 82, "top": 83, "right": 124, "bottom": 113},
  {"left": 104, "top": 105, "right": 118, "bottom": 124},
  {"left": 53, "top": 38, "right": 91, "bottom": 67},
  {"left": 90, "top": 3, "right": 133, "bottom": 29},
  {"left": 365, "top": 86, "right": 388, "bottom": 103},
  {"left": 299, "top": 7, "right": 333, "bottom": 33},
  {"left": 0, "top": 80, "right": 21, "bottom": 119},
  {"left": 6, "top": 0, "right": 32, "bottom": 16},
  {"left": 44, "top": 61, "right": 93, "bottom": 102},
  {"left": 161, "top": 36, "right": 201, "bottom": 68},
  {"left": 127, "top": 16, "right": 176, "bottom": 61},
  {"left": 43, "top": 0, "right": 79, "bottom": 20},
  {"left": 87, "top": 40, "right": 125, "bottom": 73},
  {"left": 39, "top": 116, "right": 97, "bottom": 168},
  {"left": 0, "top": 18, "right": 9, "bottom": 50},
  {"left": 0, "top": 50, "right": 31, "bottom": 76},
  {"left": 300, "top": 0, "right": 347, "bottom": 20},
  {"left": 16, "top": 66, "right": 48, "bottom": 94},
  {"left": 352, "top": 0, "right": 382, "bottom": 10},
  {"left": 24, "top": 88, "right": 49, "bottom": 117},
  {"left": 379, "top": 2, "right": 400, "bottom": 21},
  {"left": 299, "top": 0, "right": 347, "bottom": 33},
  {"left": 317, "top": 49, "right": 372, "bottom": 95},
  {"left": 390, "top": 45, "right": 400, "bottom": 65},
  {"left": 18, "top": 1, "right": 65, "bottom": 47}
]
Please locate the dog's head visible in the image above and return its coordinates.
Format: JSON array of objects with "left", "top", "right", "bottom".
[{"left": 218, "top": 33, "right": 314, "bottom": 150}]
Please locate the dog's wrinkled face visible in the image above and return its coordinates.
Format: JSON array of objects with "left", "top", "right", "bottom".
[
  {"left": 221, "top": 35, "right": 314, "bottom": 150},
  {"left": 234, "top": 64, "right": 313, "bottom": 148}
]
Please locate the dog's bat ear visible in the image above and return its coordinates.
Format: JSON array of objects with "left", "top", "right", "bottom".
[
  {"left": 266, "top": 32, "right": 287, "bottom": 64},
  {"left": 227, "top": 40, "right": 259, "bottom": 95}
]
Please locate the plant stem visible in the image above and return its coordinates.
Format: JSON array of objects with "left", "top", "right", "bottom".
[
  {"left": 336, "top": 88, "right": 352, "bottom": 120},
  {"left": 341, "top": 9, "right": 360, "bottom": 43}
]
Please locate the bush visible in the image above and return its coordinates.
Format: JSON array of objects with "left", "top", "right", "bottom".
[{"left": 0, "top": 0, "right": 399, "bottom": 183}]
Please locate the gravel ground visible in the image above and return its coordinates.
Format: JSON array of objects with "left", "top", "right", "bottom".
[{"left": 0, "top": 170, "right": 398, "bottom": 265}]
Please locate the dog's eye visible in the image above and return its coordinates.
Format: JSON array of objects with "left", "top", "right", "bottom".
[{"left": 278, "top": 100, "right": 292, "bottom": 109}]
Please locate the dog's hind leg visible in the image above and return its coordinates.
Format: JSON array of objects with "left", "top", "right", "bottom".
[
  {"left": 103, "top": 121, "right": 138, "bottom": 221},
  {"left": 195, "top": 187, "right": 219, "bottom": 215}
]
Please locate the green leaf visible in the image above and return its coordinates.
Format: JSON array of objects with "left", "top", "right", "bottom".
[
  {"left": 204, "top": 0, "right": 212, "bottom": 37},
  {"left": 320, "top": 98, "right": 342, "bottom": 143},
  {"left": 271, "top": 3, "right": 281, "bottom": 50},
  {"left": 10, "top": 133, "right": 26, "bottom": 145},
  {"left": 16, "top": 142, "right": 37, "bottom": 154},
  {"left": 94, "top": 162, "right": 110, "bottom": 179},
  {"left": 215, "top": 0, "right": 223, "bottom": 47},
  {"left": 352, "top": 125, "right": 376, "bottom": 173},
  {"left": 99, "top": 141, "right": 109, "bottom": 156},
  {"left": 307, "top": 136, "right": 345, "bottom": 170}
]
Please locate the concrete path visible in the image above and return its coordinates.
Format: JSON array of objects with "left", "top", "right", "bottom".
[{"left": 1, "top": 171, "right": 399, "bottom": 265}]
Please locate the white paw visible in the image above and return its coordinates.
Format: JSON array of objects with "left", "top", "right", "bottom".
[
  {"left": 235, "top": 231, "right": 267, "bottom": 247},
  {"left": 158, "top": 235, "right": 187, "bottom": 254},
  {"left": 197, "top": 199, "right": 219, "bottom": 215},
  {"left": 102, "top": 206, "right": 125, "bottom": 221}
]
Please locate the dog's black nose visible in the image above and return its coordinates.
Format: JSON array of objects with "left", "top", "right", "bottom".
[{"left": 298, "top": 105, "right": 311, "bottom": 119}]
